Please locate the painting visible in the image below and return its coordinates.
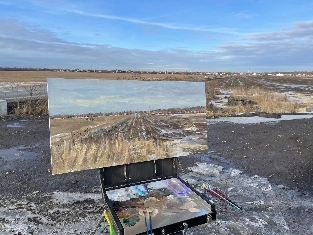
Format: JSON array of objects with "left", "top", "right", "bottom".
[{"left": 48, "top": 79, "right": 207, "bottom": 174}]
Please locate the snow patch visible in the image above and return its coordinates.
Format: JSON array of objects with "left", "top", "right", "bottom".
[
  {"left": 207, "top": 114, "right": 313, "bottom": 124},
  {"left": 187, "top": 162, "right": 223, "bottom": 176},
  {"left": 52, "top": 191, "right": 102, "bottom": 204}
]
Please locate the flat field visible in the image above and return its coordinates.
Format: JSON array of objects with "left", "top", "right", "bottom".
[{"left": 0, "top": 71, "right": 205, "bottom": 82}]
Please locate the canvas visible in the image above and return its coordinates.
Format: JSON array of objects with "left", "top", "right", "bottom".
[{"left": 48, "top": 78, "right": 207, "bottom": 174}]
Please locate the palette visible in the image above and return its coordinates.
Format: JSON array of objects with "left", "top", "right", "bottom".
[{"left": 105, "top": 178, "right": 213, "bottom": 235}]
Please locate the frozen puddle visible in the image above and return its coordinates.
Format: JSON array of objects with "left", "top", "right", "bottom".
[
  {"left": 6, "top": 122, "right": 25, "bottom": 128},
  {"left": 207, "top": 114, "right": 313, "bottom": 124},
  {"left": 0, "top": 146, "right": 38, "bottom": 161}
]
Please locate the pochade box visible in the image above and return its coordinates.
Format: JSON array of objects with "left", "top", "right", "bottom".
[
  {"left": 47, "top": 78, "right": 215, "bottom": 234},
  {"left": 99, "top": 158, "right": 216, "bottom": 235}
]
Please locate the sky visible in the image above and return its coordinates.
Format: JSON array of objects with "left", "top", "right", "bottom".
[
  {"left": 1, "top": 0, "right": 313, "bottom": 72},
  {"left": 47, "top": 79, "right": 205, "bottom": 116}
]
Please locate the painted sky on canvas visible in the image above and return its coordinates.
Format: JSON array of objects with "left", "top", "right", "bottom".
[
  {"left": 47, "top": 79, "right": 205, "bottom": 116},
  {"left": 1, "top": 0, "right": 313, "bottom": 71}
]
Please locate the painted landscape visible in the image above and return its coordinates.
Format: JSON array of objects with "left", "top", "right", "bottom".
[{"left": 48, "top": 79, "right": 207, "bottom": 174}]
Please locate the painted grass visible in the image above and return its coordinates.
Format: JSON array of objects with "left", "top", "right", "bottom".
[{"left": 51, "top": 136, "right": 176, "bottom": 174}]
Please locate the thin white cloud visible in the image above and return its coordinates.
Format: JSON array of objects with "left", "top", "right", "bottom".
[
  {"left": 68, "top": 10, "right": 238, "bottom": 35},
  {"left": 0, "top": 19, "right": 66, "bottom": 44}
]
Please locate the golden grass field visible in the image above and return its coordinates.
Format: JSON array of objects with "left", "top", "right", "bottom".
[{"left": 0, "top": 71, "right": 205, "bottom": 82}]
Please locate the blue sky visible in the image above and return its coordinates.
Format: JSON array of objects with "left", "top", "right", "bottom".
[{"left": 1, "top": 0, "right": 313, "bottom": 72}]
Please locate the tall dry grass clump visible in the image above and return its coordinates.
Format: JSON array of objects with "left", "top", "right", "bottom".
[
  {"left": 232, "top": 87, "right": 300, "bottom": 113},
  {"left": 13, "top": 98, "right": 48, "bottom": 116},
  {"left": 206, "top": 86, "right": 300, "bottom": 118},
  {"left": 8, "top": 82, "right": 48, "bottom": 116}
]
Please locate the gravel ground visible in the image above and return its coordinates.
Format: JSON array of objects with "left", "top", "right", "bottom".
[{"left": 0, "top": 115, "right": 313, "bottom": 234}]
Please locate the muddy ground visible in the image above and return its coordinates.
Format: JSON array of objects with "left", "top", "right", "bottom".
[
  {"left": 207, "top": 117, "right": 313, "bottom": 193},
  {"left": 1, "top": 115, "right": 313, "bottom": 234}
]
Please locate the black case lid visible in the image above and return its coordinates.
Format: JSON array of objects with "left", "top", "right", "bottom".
[{"left": 99, "top": 158, "right": 178, "bottom": 189}]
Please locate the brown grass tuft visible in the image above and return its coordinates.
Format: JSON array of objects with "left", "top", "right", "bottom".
[
  {"left": 207, "top": 86, "right": 300, "bottom": 118},
  {"left": 13, "top": 98, "right": 48, "bottom": 116}
]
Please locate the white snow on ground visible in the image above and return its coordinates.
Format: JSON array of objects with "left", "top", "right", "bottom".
[
  {"left": 183, "top": 161, "right": 313, "bottom": 235},
  {"left": 207, "top": 114, "right": 313, "bottom": 124},
  {"left": 6, "top": 122, "right": 25, "bottom": 128},
  {"left": 52, "top": 191, "right": 102, "bottom": 204},
  {"left": 1, "top": 158, "right": 313, "bottom": 234},
  {"left": 259, "top": 79, "right": 313, "bottom": 92},
  {"left": 0, "top": 190, "right": 106, "bottom": 235}
]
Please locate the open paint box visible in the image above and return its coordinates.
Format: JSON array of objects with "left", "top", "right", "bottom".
[{"left": 99, "top": 158, "right": 216, "bottom": 235}]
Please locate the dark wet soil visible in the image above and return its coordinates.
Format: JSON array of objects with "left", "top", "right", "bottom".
[
  {"left": 207, "top": 117, "right": 313, "bottom": 194},
  {"left": 0, "top": 116, "right": 99, "bottom": 198},
  {"left": 1, "top": 114, "right": 312, "bottom": 199}
]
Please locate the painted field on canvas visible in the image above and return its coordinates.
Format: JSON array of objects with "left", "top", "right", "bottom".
[{"left": 48, "top": 79, "right": 207, "bottom": 174}]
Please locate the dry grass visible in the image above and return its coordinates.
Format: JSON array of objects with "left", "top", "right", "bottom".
[
  {"left": 0, "top": 71, "right": 205, "bottom": 82},
  {"left": 207, "top": 86, "right": 300, "bottom": 118},
  {"left": 6, "top": 82, "right": 48, "bottom": 116},
  {"left": 232, "top": 87, "right": 300, "bottom": 113},
  {"left": 12, "top": 98, "right": 48, "bottom": 116}
]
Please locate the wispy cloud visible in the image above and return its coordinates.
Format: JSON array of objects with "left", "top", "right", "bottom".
[
  {"left": 0, "top": 19, "right": 65, "bottom": 44},
  {"left": 68, "top": 10, "right": 238, "bottom": 35}
]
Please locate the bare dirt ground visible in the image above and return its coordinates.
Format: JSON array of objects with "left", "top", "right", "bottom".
[
  {"left": 207, "top": 118, "right": 313, "bottom": 193},
  {"left": 1, "top": 114, "right": 313, "bottom": 234}
]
